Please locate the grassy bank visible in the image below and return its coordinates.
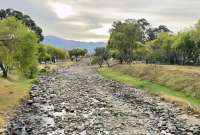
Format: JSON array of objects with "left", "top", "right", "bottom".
[
  {"left": 112, "top": 64, "right": 200, "bottom": 97},
  {"left": 98, "top": 66, "right": 200, "bottom": 110},
  {"left": 0, "top": 75, "right": 32, "bottom": 129}
]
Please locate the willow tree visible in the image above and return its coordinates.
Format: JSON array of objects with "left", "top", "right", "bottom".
[{"left": 0, "top": 17, "right": 38, "bottom": 78}]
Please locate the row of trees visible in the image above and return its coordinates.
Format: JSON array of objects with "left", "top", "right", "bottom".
[
  {"left": 107, "top": 19, "right": 171, "bottom": 64},
  {"left": 68, "top": 48, "right": 87, "bottom": 61},
  {"left": 0, "top": 17, "right": 67, "bottom": 78},
  {"left": 94, "top": 18, "right": 200, "bottom": 66},
  {"left": 38, "top": 44, "right": 68, "bottom": 63},
  {"left": 141, "top": 23, "right": 200, "bottom": 65}
]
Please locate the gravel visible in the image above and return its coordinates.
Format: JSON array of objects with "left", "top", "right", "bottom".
[{"left": 5, "top": 60, "right": 200, "bottom": 135}]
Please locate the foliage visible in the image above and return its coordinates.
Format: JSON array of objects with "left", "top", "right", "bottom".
[
  {"left": 68, "top": 48, "right": 87, "bottom": 61},
  {"left": 108, "top": 19, "right": 143, "bottom": 64},
  {"left": 93, "top": 47, "right": 110, "bottom": 67},
  {"left": 37, "top": 44, "right": 68, "bottom": 63},
  {"left": 0, "top": 8, "right": 43, "bottom": 41},
  {"left": 91, "top": 56, "right": 103, "bottom": 67},
  {"left": 37, "top": 44, "right": 48, "bottom": 62},
  {"left": 109, "top": 49, "right": 121, "bottom": 59},
  {"left": 141, "top": 23, "right": 200, "bottom": 65},
  {"left": 0, "top": 17, "right": 38, "bottom": 78},
  {"left": 137, "top": 18, "right": 171, "bottom": 42},
  {"left": 107, "top": 18, "right": 200, "bottom": 66}
]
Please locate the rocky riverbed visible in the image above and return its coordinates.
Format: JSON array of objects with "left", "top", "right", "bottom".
[{"left": 5, "top": 60, "right": 200, "bottom": 135}]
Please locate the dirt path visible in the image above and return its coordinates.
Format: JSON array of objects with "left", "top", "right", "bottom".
[{"left": 5, "top": 60, "right": 200, "bottom": 135}]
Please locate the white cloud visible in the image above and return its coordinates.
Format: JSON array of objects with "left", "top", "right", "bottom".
[
  {"left": 90, "top": 23, "right": 111, "bottom": 36},
  {"left": 48, "top": 1, "right": 75, "bottom": 19}
]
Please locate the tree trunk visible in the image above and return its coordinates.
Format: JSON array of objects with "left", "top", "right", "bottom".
[
  {"left": 105, "top": 60, "right": 110, "bottom": 67},
  {"left": 98, "top": 63, "right": 102, "bottom": 68},
  {"left": 0, "top": 62, "right": 8, "bottom": 78},
  {"left": 119, "top": 58, "right": 123, "bottom": 64}
]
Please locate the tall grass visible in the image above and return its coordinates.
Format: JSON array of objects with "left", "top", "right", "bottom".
[
  {"left": 98, "top": 67, "right": 200, "bottom": 109},
  {"left": 0, "top": 75, "right": 32, "bottom": 128}
]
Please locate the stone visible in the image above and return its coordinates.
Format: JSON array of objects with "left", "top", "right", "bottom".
[{"left": 5, "top": 59, "right": 200, "bottom": 135}]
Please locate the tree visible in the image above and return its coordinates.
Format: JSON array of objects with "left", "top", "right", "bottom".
[
  {"left": 137, "top": 18, "right": 171, "bottom": 41},
  {"left": 107, "top": 18, "right": 200, "bottom": 66},
  {"left": 68, "top": 49, "right": 87, "bottom": 61},
  {"left": 37, "top": 44, "right": 47, "bottom": 63},
  {"left": 108, "top": 19, "right": 143, "bottom": 64},
  {"left": 0, "top": 17, "right": 38, "bottom": 78},
  {"left": 0, "top": 8, "right": 43, "bottom": 41},
  {"left": 0, "top": 46, "right": 12, "bottom": 78},
  {"left": 173, "top": 32, "right": 196, "bottom": 65},
  {"left": 91, "top": 57, "right": 104, "bottom": 67},
  {"left": 150, "top": 33, "right": 174, "bottom": 64},
  {"left": 93, "top": 47, "right": 110, "bottom": 67}
]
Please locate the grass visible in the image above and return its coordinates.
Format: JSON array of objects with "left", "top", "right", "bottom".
[
  {"left": 111, "top": 64, "right": 200, "bottom": 97},
  {"left": 98, "top": 67, "right": 200, "bottom": 110},
  {"left": 0, "top": 75, "right": 32, "bottom": 129},
  {"left": 38, "top": 60, "right": 74, "bottom": 73}
]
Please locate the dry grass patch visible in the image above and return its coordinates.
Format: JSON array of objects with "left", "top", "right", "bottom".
[
  {"left": 38, "top": 61, "right": 74, "bottom": 73},
  {"left": 112, "top": 64, "right": 200, "bottom": 97},
  {"left": 98, "top": 66, "right": 200, "bottom": 112},
  {"left": 0, "top": 76, "right": 31, "bottom": 129}
]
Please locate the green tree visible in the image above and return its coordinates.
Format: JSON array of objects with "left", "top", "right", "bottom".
[
  {"left": 0, "top": 17, "right": 38, "bottom": 78},
  {"left": 68, "top": 48, "right": 87, "bottom": 61},
  {"left": 37, "top": 44, "right": 48, "bottom": 63},
  {"left": 15, "top": 23, "right": 39, "bottom": 78},
  {"left": 0, "top": 8, "right": 43, "bottom": 41},
  {"left": 173, "top": 31, "right": 196, "bottom": 65},
  {"left": 108, "top": 19, "right": 143, "bottom": 64},
  {"left": 93, "top": 47, "right": 110, "bottom": 67}
]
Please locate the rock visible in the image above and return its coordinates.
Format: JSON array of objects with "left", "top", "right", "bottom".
[
  {"left": 27, "top": 100, "right": 34, "bottom": 105},
  {"left": 5, "top": 59, "right": 200, "bottom": 135}
]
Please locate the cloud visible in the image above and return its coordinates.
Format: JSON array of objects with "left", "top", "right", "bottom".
[
  {"left": 1, "top": 0, "right": 200, "bottom": 41},
  {"left": 48, "top": 1, "right": 76, "bottom": 19}
]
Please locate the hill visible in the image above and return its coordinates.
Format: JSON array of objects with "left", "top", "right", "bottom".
[{"left": 43, "top": 36, "right": 106, "bottom": 52}]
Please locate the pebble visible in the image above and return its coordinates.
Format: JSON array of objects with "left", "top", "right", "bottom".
[{"left": 5, "top": 60, "right": 200, "bottom": 135}]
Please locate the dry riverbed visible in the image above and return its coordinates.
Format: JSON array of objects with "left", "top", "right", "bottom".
[{"left": 5, "top": 60, "right": 200, "bottom": 135}]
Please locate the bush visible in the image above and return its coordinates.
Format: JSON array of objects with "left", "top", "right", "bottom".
[{"left": 91, "top": 57, "right": 103, "bottom": 67}]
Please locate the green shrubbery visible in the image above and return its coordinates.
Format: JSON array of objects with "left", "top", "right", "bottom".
[
  {"left": 0, "top": 17, "right": 68, "bottom": 79},
  {"left": 68, "top": 48, "right": 87, "bottom": 61},
  {"left": 92, "top": 47, "right": 110, "bottom": 67},
  {"left": 105, "top": 18, "right": 200, "bottom": 66},
  {"left": 0, "top": 17, "right": 39, "bottom": 78},
  {"left": 37, "top": 44, "right": 68, "bottom": 63}
]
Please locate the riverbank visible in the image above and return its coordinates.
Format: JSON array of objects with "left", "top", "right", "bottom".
[
  {"left": 0, "top": 76, "right": 32, "bottom": 130},
  {"left": 98, "top": 64, "right": 200, "bottom": 111},
  {"left": 0, "top": 61, "right": 74, "bottom": 131},
  {"left": 5, "top": 60, "right": 200, "bottom": 134}
]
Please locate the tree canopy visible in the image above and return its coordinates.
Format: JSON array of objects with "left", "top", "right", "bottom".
[
  {"left": 92, "top": 47, "right": 110, "bottom": 67},
  {"left": 68, "top": 48, "right": 87, "bottom": 61},
  {"left": 0, "top": 8, "right": 43, "bottom": 41},
  {"left": 0, "top": 17, "right": 38, "bottom": 78},
  {"left": 102, "top": 18, "right": 200, "bottom": 66},
  {"left": 108, "top": 19, "right": 143, "bottom": 64}
]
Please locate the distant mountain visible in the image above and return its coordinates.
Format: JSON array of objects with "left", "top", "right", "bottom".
[{"left": 43, "top": 36, "right": 106, "bottom": 53}]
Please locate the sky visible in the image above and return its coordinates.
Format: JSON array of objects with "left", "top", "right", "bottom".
[{"left": 1, "top": 0, "right": 200, "bottom": 42}]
